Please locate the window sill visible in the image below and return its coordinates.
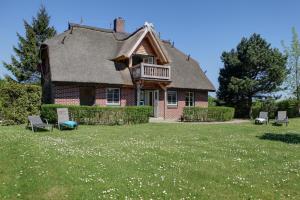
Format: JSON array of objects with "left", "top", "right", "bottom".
[
  {"left": 106, "top": 104, "right": 121, "bottom": 106},
  {"left": 167, "top": 105, "right": 178, "bottom": 109}
]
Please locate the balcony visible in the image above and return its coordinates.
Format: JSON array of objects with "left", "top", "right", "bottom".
[{"left": 131, "top": 63, "right": 171, "bottom": 81}]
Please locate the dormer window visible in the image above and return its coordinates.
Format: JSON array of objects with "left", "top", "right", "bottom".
[
  {"left": 143, "top": 56, "right": 154, "bottom": 64},
  {"left": 132, "top": 54, "right": 155, "bottom": 66}
]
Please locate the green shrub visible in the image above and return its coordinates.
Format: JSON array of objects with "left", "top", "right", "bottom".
[
  {"left": 0, "top": 81, "right": 41, "bottom": 124},
  {"left": 276, "top": 99, "right": 300, "bottom": 118},
  {"left": 251, "top": 99, "right": 278, "bottom": 119},
  {"left": 251, "top": 98, "right": 300, "bottom": 119},
  {"left": 41, "top": 104, "right": 152, "bottom": 125},
  {"left": 208, "top": 96, "right": 217, "bottom": 107},
  {"left": 182, "top": 106, "right": 235, "bottom": 122}
]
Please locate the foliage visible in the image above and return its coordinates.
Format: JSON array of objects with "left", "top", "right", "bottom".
[
  {"left": 251, "top": 98, "right": 278, "bottom": 119},
  {"left": 217, "top": 33, "right": 287, "bottom": 118},
  {"left": 282, "top": 27, "right": 300, "bottom": 100},
  {"left": 41, "top": 104, "right": 152, "bottom": 125},
  {"left": 0, "top": 80, "right": 41, "bottom": 125},
  {"left": 276, "top": 99, "right": 300, "bottom": 118},
  {"left": 208, "top": 95, "right": 217, "bottom": 106},
  {"left": 182, "top": 106, "right": 235, "bottom": 122},
  {"left": 3, "top": 5, "right": 56, "bottom": 83},
  {"left": 251, "top": 98, "right": 300, "bottom": 119}
]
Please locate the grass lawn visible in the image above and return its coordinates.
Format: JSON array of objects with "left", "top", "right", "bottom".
[{"left": 0, "top": 119, "right": 299, "bottom": 199}]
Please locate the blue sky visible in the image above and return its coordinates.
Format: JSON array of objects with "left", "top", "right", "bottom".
[{"left": 1, "top": 0, "right": 300, "bottom": 95}]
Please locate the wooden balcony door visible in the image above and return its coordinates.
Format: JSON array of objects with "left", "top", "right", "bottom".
[
  {"left": 153, "top": 90, "right": 159, "bottom": 118},
  {"left": 143, "top": 90, "right": 159, "bottom": 118}
]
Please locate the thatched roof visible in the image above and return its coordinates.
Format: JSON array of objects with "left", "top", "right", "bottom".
[{"left": 43, "top": 23, "right": 215, "bottom": 91}]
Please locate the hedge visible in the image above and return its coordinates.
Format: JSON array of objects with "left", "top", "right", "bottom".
[
  {"left": 41, "top": 104, "right": 152, "bottom": 125},
  {"left": 0, "top": 81, "right": 41, "bottom": 125},
  {"left": 251, "top": 99, "right": 300, "bottom": 119},
  {"left": 182, "top": 106, "right": 235, "bottom": 122}
]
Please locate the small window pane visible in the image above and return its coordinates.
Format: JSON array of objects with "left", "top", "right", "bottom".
[
  {"left": 167, "top": 91, "right": 177, "bottom": 106},
  {"left": 185, "top": 92, "right": 194, "bottom": 107},
  {"left": 106, "top": 88, "right": 120, "bottom": 105}
]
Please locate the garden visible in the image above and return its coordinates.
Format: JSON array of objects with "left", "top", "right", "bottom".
[{"left": 0, "top": 119, "right": 299, "bottom": 199}]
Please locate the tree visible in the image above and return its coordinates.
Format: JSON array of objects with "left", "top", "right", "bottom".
[
  {"left": 3, "top": 5, "right": 56, "bottom": 83},
  {"left": 282, "top": 27, "right": 300, "bottom": 100},
  {"left": 217, "top": 34, "right": 287, "bottom": 118}
]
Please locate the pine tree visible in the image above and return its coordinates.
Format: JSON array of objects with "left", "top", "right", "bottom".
[
  {"left": 3, "top": 5, "right": 56, "bottom": 83},
  {"left": 217, "top": 34, "right": 287, "bottom": 118}
]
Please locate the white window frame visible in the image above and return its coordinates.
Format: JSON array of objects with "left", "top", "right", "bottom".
[
  {"left": 143, "top": 56, "right": 154, "bottom": 64},
  {"left": 106, "top": 88, "right": 120, "bottom": 105},
  {"left": 167, "top": 90, "right": 177, "bottom": 106},
  {"left": 185, "top": 91, "right": 195, "bottom": 107}
]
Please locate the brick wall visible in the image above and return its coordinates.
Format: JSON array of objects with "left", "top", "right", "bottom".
[
  {"left": 54, "top": 85, "right": 136, "bottom": 106},
  {"left": 158, "top": 89, "right": 208, "bottom": 120},
  {"left": 53, "top": 84, "right": 208, "bottom": 120},
  {"left": 94, "top": 87, "right": 135, "bottom": 106},
  {"left": 54, "top": 85, "right": 80, "bottom": 105},
  {"left": 120, "top": 87, "right": 136, "bottom": 106}
]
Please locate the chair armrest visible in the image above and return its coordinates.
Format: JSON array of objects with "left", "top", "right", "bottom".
[{"left": 42, "top": 118, "right": 49, "bottom": 125}]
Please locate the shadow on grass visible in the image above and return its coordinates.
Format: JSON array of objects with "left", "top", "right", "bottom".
[{"left": 258, "top": 133, "right": 300, "bottom": 144}]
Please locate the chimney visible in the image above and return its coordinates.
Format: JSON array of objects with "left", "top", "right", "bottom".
[{"left": 113, "top": 17, "right": 125, "bottom": 32}]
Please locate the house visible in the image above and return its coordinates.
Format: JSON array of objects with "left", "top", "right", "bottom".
[{"left": 40, "top": 17, "right": 215, "bottom": 120}]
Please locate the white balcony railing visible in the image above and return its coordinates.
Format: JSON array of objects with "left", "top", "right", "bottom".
[{"left": 131, "top": 63, "right": 171, "bottom": 80}]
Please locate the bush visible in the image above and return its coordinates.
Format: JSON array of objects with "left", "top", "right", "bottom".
[
  {"left": 251, "top": 99, "right": 278, "bottom": 119},
  {"left": 0, "top": 81, "right": 41, "bottom": 124},
  {"left": 208, "top": 96, "right": 217, "bottom": 106},
  {"left": 182, "top": 106, "right": 235, "bottom": 122},
  {"left": 41, "top": 104, "right": 152, "bottom": 125},
  {"left": 251, "top": 98, "right": 300, "bottom": 119},
  {"left": 276, "top": 99, "right": 300, "bottom": 118}
]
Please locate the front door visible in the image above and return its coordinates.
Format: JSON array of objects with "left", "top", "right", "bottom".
[{"left": 153, "top": 90, "right": 159, "bottom": 118}]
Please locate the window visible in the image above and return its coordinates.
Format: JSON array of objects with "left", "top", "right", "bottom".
[
  {"left": 185, "top": 92, "right": 194, "bottom": 107},
  {"left": 143, "top": 56, "right": 154, "bottom": 64},
  {"left": 139, "top": 90, "right": 145, "bottom": 105},
  {"left": 80, "top": 87, "right": 95, "bottom": 106},
  {"left": 106, "top": 88, "right": 120, "bottom": 105},
  {"left": 167, "top": 90, "right": 177, "bottom": 106}
]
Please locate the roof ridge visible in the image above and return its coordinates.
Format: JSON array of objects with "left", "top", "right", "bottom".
[
  {"left": 113, "top": 26, "right": 145, "bottom": 41},
  {"left": 68, "top": 23, "right": 114, "bottom": 33}
]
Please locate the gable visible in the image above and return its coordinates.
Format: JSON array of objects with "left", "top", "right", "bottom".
[
  {"left": 134, "top": 37, "right": 156, "bottom": 56},
  {"left": 114, "top": 26, "right": 170, "bottom": 64}
]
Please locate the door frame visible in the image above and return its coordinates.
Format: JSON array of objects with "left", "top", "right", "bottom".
[
  {"left": 142, "top": 89, "right": 159, "bottom": 118},
  {"left": 153, "top": 90, "right": 159, "bottom": 118}
]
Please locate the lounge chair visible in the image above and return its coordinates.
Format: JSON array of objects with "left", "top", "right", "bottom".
[
  {"left": 57, "top": 108, "right": 78, "bottom": 130},
  {"left": 255, "top": 111, "right": 268, "bottom": 124},
  {"left": 28, "top": 115, "right": 53, "bottom": 132},
  {"left": 274, "top": 111, "right": 289, "bottom": 126}
]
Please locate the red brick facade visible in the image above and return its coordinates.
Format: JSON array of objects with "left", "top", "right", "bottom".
[
  {"left": 53, "top": 85, "right": 208, "bottom": 120},
  {"left": 54, "top": 85, "right": 80, "bottom": 105},
  {"left": 158, "top": 89, "right": 208, "bottom": 119}
]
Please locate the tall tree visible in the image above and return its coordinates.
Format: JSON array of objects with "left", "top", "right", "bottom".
[
  {"left": 282, "top": 27, "right": 300, "bottom": 100},
  {"left": 3, "top": 5, "right": 56, "bottom": 83},
  {"left": 217, "top": 34, "right": 287, "bottom": 117}
]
